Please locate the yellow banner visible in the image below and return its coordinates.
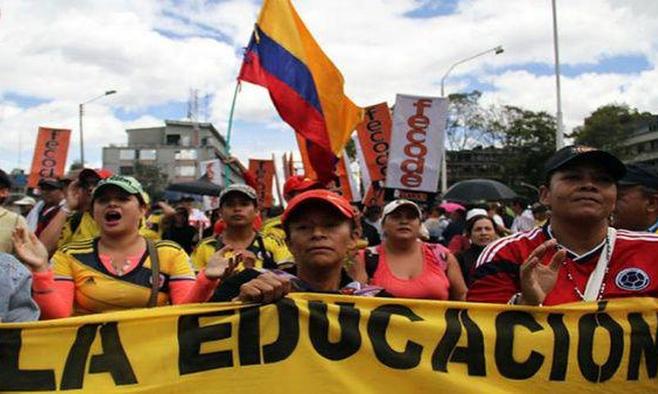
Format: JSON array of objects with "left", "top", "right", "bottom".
[{"left": 1, "top": 295, "right": 656, "bottom": 393}]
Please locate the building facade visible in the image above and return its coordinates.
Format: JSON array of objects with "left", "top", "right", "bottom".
[
  {"left": 103, "top": 120, "right": 244, "bottom": 184},
  {"left": 621, "top": 115, "right": 658, "bottom": 166}
]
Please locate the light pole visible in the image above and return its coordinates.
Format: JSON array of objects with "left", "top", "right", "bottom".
[
  {"left": 551, "top": 0, "right": 564, "bottom": 149},
  {"left": 79, "top": 90, "right": 117, "bottom": 166},
  {"left": 439, "top": 45, "right": 504, "bottom": 193}
]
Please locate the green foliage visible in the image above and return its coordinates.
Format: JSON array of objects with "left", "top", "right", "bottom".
[
  {"left": 69, "top": 161, "right": 83, "bottom": 171},
  {"left": 570, "top": 104, "right": 653, "bottom": 158},
  {"left": 132, "top": 162, "right": 169, "bottom": 202},
  {"left": 492, "top": 106, "right": 557, "bottom": 188},
  {"left": 446, "top": 90, "right": 503, "bottom": 149}
]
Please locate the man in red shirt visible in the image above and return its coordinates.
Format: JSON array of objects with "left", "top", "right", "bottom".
[{"left": 468, "top": 145, "right": 658, "bottom": 305}]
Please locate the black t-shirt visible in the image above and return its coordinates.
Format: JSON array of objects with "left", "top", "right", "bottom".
[
  {"left": 210, "top": 266, "right": 388, "bottom": 302},
  {"left": 163, "top": 226, "right": 197, "bottom": 254}
]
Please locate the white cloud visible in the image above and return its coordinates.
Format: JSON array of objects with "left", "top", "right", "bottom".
[{"left": 1, "top": 0, "right": 657, "bottom": 175}]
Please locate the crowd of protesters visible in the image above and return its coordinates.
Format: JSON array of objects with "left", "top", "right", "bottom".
[{"left": 2, "top": 144, "right": 658, "bottom": 323}]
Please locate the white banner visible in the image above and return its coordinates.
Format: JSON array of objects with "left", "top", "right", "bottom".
[
  {"left": 385, "top": 94, "right": 447, "bottom": 193},
  {"left": 200, "top": 159, "right": 222, "bottom": 211},
  {"left": 352, "top": 134, "right": 371, "bottom": 190}
]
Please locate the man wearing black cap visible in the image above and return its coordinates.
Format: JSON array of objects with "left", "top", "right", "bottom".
[
  {"left": 468, "top": 145, "right": 658, "bottom": 305},
  {"left": 192, "top": 184, "right": 292, "bottom": 273},
  {"left": 613, "top": 163, "right": 658, "bottom": 233},
  {"left": 0, "top": 169, "right": 27, "bottom": 254},
  {"left": 26, "top": 178, "right": 65, "bottom": 237}
]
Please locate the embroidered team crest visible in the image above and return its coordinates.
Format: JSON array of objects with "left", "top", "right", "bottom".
[{"left": 615, "top": 268, "right": 650, "bottom": 291}]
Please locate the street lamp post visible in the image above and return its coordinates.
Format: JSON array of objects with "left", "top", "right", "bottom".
[
  {"left": 79, "top": 90, "right": 117, "bottom": 166},
  {"left": 439, "top": 45, "right": 504, "bottom": 193},
  {"left": 551, "top": 0, "right": 564, "bottom": 149}
]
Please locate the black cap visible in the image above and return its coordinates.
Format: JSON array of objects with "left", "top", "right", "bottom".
[
  {"left": 0, "top": 169, "right": 11, "bottom": 189},
  {"left": 543, "top": 145, "right": 625, "bottom": 182},
  {"left": 618, "top": 163, "right": 658, "bottom": 190},
  {"left": 38, "top": 178, "right": 64, "bottom": 189}
]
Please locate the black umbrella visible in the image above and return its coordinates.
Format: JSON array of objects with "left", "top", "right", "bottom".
[
  {"left": 443, "top": 178, "right": 518, "bottom": 203},
  {"left": 166, "top": 180, "right": 222, "bottom": 196}
]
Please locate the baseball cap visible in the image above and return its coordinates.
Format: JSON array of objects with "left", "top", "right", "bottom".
[
  {"left": 382, "top": 199, "right": 423, "bottom": 221},
  {"left": 466, "top": 208, "right": 488, "bottom": 222},
  {"left": 38, "top": 178, "right": 64, "bottom": 189},
  {"left": 13, "top": 196, "right": 36, "bottom": 206},
  {"left": 92, "top": 175, "right": 147, "bottom": 204},
  {"left": 282, "top": 189, "right": 354, "bottom": 226},
  {"left": 618, "top": 163, "right": 658, "bottom": 190},
  {"left": 79, "top": 168, "right": 113, "bottom": 181},
  {"left": 543, "top": 145, "right": 625, "bottom": 181},
  {"left": 219, "top": 184, "right": 258, "bottom": 206},
  {"left": 283, "top": 175, "right": 323, "bottom": 201}
]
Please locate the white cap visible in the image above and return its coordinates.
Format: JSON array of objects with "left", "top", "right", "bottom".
[
  {"left": 13, "top": 196, "right": 36, "bottom": 206},
  {"left": 382, "top": 199, "right": 422, "bottom": 220},
  {"left": 466, "top": 208, "right": 488, "bottom": 222}
]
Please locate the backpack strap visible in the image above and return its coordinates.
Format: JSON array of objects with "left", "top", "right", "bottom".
[
  {"left": 256, "top": 234, "right": 276, "bottom": 268},
  {"left": 364, "top": 247, "right": 380, "bottom": 279},
  {"left": 145, "top": 238, "right": 160, "bottom": 308},
  {"left": 426, "top": 242, "right": 449, "bottom": 271}
]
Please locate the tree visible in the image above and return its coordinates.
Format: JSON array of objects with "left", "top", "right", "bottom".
[
  {"left": 446, "top": 90, "right": 503, "bottom": 150},
  {"left": 69, "top": 161, "right": 83, "bottom": 172},
  {"left": 570, "top": 104, "right": 653, "bottom": 159},
  {"left": 491, "top": 106, "right": 557, "bottom": 189},
  {"left": 132, "top": 162, "right": 169, "bottom": 202}
]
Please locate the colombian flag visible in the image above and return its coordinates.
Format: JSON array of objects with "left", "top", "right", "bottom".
[{"left": 238, "top": 0, "right": 363, "bottom": 182}]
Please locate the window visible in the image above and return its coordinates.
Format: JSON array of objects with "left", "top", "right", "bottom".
[
  {"left": 166, "top": 134, "right": 181, "bottom": 145},
  {"left": 140, "top": 149, "right": 157, "bottom": 160},
  {"left": 119, "top": 166, "right": 134, "bottom": 175},
  {"left": 119, "top": 149, "right": 135, "bottom": 160},
  {"left": 175, "top": 149, "right": 197, "bottom": 160},
  {"left": 175, "top": 165, "right": 196, "bottom": 177}
]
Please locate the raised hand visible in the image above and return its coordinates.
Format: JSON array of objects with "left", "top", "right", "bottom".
[
  {"left": 12, "top": 227, "right": 50, "bottom": 273},
  {"left": 238, "top": 271, "right": 292, "bottom": 304},
  {"left": 519, "top": 239, "right": 567, "bottom": 305},
  {"left": 205, "top": 245, "right": 238, "bottom": 280}
]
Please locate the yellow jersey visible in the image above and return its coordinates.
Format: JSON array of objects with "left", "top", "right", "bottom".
[{"left": 191, "top": 233, "right": 292, "bottom": 272}]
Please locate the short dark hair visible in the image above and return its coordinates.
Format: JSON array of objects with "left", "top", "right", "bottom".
[
  {"left": 465, "top": 215, "right": 495, "bottom": 235},
  {"left": 0, "top": 169, "right": 12, "bottom": 189}
]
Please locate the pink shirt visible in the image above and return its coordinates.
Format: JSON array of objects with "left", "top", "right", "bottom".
[{"left": 370, "top": 242, "right": 451, "bottom": 300}]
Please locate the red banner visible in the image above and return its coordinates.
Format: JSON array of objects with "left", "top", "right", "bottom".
[
  {"left": 28, "top": 127, "right": 71, "bottom": 188},
  {"left": 295, "top": 133, "right": 318, "bottom": 180},
  {"left": 355, "top": 103, "right": 391, "bottom": 183},
  {"left": 248, "top": 159, "right": 275, "bottom": 208},
  {"left": 362, "top": 183, "right": 385, "bottom": 207}
]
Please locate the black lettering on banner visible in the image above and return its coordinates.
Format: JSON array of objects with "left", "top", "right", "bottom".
[
  {"left": 432, "top": 308, "right": 486, "bottom": 376},
  {"left": 577, "top": 311, "right": 624, "bottom": 382},
  {"left": 367, "top": 304, "right": 423, "bottom": 369},
  {"left": 495, "top": 311, "right": 544, "bottom": 379},
  {"left": 547, "top": 313, "right": 570, "bottom": 381},
  {"left": 61, "top": 323, "right": 136, "bottom": 389},
  {"left": 627, "top": 312, "right": 658, "bottom": 380},
  {"left": 308, "top": 301, "right": 361, "bottom": 361},
  {"left": 178, "top": 310, "right": 234, "bottom": 375},
  {"left": 0, "top": 329, "right": 56, "bottom": 391},
  {"left": 365, "top": 106, "right": 378, "bottom": 121},
  {"left": 88, "top": 323, "right": 137, "bottom": 386},
  {"left": 262, "top": 299, "right": 299, "bottom": 364},
  {"left": 370, "top": 129, "right": 383, "bottom": 142},
  {"left": 373, "top": 141, "right": 388, "bottom": 154},
  {"left": 238, "top": 306, "right": 261, "bottom": 366}
]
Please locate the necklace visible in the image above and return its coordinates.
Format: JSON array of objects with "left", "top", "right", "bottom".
[{"left": 561, "top": 232, "right": 611, "bottom": 301}]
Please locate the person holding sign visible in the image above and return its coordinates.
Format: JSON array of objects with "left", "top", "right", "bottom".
[
  {"left": 210, "top": 190, "right": 385, "bottom": 302},
  {"left": 354, "top": 199, "right": 467, "bottom": 301},
  {"left": 468, "top": 146, "right": 658, "bottom": 305},
  {"left": 12, "top": 176, "right": 236, "bottom": 319}
]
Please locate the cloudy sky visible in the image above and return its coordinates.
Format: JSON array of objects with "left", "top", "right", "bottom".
[{"left": 1, "top": 0, "right": 657, "bottom": 174}]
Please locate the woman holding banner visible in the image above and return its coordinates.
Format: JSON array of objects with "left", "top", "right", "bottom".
[
  {"left": 12, "top": 176, "right": 237, "bottom": 319},
  {"left": 355, "top": 199, "right": 467, "bottom": 300}
]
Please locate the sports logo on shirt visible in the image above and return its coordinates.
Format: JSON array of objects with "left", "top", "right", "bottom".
[{"left": 615, "top": 268, "right": 650, "bottom": 291}]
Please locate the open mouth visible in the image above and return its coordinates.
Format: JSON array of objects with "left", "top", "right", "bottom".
[{"left": 104, "top": 210, "right": 122, "bottom": 225}]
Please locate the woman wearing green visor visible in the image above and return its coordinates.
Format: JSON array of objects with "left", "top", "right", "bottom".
[{"left": 13, "top": 175, "right": 236, "bottom": 319}]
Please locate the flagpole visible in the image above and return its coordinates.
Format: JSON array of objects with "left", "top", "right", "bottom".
[{"left": 224, "top": 81, "right": 241, "bottom": 187}]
